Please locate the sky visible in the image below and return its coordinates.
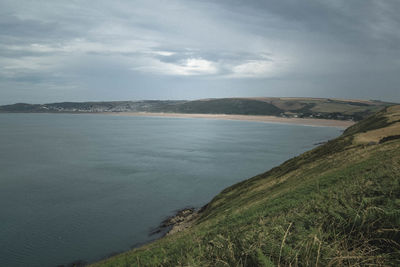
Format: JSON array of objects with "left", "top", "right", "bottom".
[{"left": 0, "top": 0, "right": 399, "bottom": 105}]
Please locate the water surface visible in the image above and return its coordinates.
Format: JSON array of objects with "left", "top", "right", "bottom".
[{"left": 0, "top": 113, "right": 342, "bottom": 266}]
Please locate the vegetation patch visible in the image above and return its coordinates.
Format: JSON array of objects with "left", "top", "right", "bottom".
[{"left": 380, "top": 135, "right": 400, "bottom": 144}]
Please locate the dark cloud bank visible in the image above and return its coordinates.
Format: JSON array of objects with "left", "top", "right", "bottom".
[{"left": 0, "top": 0, "right": 399, "bottom": 104}]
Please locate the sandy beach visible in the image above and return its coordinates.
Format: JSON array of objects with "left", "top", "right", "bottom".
[{"left": 101, "top": 112, "right": 355, "bottom": 128}]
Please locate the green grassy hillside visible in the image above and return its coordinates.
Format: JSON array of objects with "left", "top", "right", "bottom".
[
  {"left": 89, "top": 105, "right": 400, "bottom": 266},
  {"left": 251, "top": 97, "right": 391, "bottom": 121},
  {"left": 170, "top": 98, "right": 283, "bottom": 116},
  {"left": 92, "top": 106, "right": 400, "bottom": 266}
]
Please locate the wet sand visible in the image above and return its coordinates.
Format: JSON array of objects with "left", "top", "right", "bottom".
[{"left": 101, "top": 112, "right": 355, "bottom": 128}]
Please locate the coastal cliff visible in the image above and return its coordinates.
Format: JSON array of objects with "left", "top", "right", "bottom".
[{"left": 92, "top": 105, "right": 400, "bottom": 266}]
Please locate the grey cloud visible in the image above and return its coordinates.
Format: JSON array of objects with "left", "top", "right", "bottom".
[
  {"left": 0, "top": 0, "right": 399, "bottom": 105},
  {"left": 0, "top": 48, "right": 52, "bottom": 58},
  {"left": 0, "top": 14, "right": 82, "bottom": 45}
]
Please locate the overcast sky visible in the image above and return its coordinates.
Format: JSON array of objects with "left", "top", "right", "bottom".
[{"left": 0, "top": 0, "right": 399, "bottom": 104}]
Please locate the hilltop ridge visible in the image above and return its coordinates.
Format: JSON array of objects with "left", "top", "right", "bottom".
[
  {"left": 92, "top": 105, "right": 400, "bottom": 266},
  {"left": 0, "top": 97, "right": 394, "bottom": 121}
]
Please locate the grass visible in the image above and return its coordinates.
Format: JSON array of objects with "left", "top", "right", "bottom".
[
  {"left": 91, "top": 105, "right": 400, "bottom": 267},
  {"left": 173, "top": 98, "right": 284, "bottom": 116},
  {"left": 309, "top": 102, "right": 381, "bottom": 114}
]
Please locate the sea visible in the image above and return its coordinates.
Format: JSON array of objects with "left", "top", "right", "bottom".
[{"left": 0, "top": 113, "right": 342, "bottom": 266}]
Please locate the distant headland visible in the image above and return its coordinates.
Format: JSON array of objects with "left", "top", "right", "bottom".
[{"left": 0, "top": 97, "right": 394, "bottom": 127}]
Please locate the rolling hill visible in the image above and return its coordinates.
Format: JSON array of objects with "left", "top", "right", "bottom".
[
  {"left": 91, "top": 105, "right": 400, "bottom": 266},
  {"left": 0, "top": 97, "right": 394, "bottom": 121}
]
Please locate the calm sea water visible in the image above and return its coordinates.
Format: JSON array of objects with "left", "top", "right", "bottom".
[{"left": 0, "top": 113, "right": 342, "bottom": 266}]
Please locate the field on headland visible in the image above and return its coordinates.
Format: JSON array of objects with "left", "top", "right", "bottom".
[{"left": 92, "top": 106, "right": 400, "bottom": 266}]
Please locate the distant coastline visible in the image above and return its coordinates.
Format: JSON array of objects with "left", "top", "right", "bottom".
[
  {"left": 0, "top": 98, "right": 392, "bottom": 124},
  {"left": 101, "top": 112, "right": 355, "bottom": 128}
]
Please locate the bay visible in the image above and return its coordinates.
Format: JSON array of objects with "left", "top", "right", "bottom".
[{"left": 0, "top": 113, "right": 342, "bottom": 266}]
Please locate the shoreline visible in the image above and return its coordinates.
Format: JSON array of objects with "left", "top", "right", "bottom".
[
  {"left": 150, "top": 207, "right": 199, "bottom": 237},
  {"left": 100, "top": 112, "right": 355, "bottom": 128},
  {"left": 0, "top": 111, "right": 356, "bottom": 127}
]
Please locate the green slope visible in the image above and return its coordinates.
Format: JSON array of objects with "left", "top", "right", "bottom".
[
  {"left": 92, "top": 106, "right": 400, "bottom": 266},
  {"left": 169, "top": 98, "right": 283, "bottom": 115}
]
